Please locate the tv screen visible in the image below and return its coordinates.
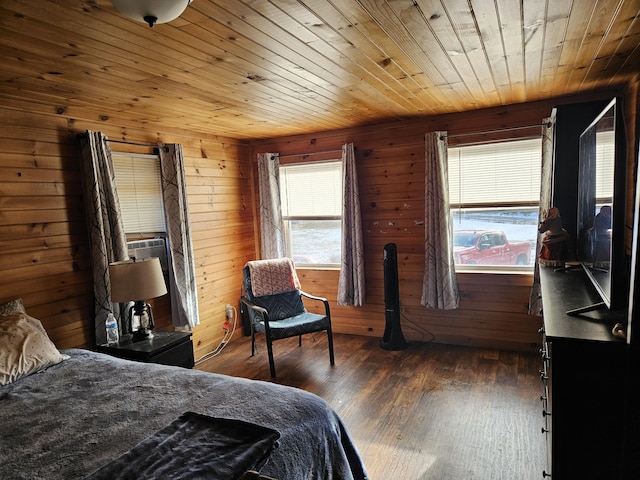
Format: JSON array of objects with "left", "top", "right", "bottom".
[{"left": 574, "top": 97, "right": 627, "bottom": 314}]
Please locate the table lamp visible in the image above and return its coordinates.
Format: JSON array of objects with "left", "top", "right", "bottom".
[{"left": 109, "top": 257, "right": 168, "bottom": 342}]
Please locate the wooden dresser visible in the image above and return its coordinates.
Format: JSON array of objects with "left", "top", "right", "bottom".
[{"left": 539, "top": 266, "right": 627, "bottom": 479}]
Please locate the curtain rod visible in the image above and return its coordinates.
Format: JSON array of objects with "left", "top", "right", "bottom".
[
  {"left": 76, "top": 133, "right": 160, "bottom": 149},
  {"left": 108, "top": 139, "right": 159, "bottom": 148},
  {"left": 446, "top": 122, "right": 549, "bottom": 139},
  {"left": 275, "top": 148, "right": 343, "bottom": 160}
]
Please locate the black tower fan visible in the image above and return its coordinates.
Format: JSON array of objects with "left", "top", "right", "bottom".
[{"left": 381, "top": 243, "right": 407, "bottom": 350}]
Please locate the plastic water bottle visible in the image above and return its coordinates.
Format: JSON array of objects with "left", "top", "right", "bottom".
[{"left": 105, "top": 313, "right": 119, "bottom": 344}]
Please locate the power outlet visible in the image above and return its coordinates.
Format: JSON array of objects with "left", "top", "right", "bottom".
[{"left": 225, "top": 304, "right": 233, "bottom": 319}]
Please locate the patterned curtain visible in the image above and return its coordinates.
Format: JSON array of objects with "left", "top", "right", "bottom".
[
  {"left": 338, "top": 143, "right": 366, "bottom": 306},
  {"left": 257, "top": 153, "right": 285, "bottom": 259},
  {"left": 80, "top": 131, "right": 128, "bottom": 345},
  {"left": 421, "top": 132, "right": 460, "bottom": 309},
  {"left": 529, "top": 116, "right": 556, "bottom": 315},
  {"left": 158, "top": 144, "right": 200, "bottom": 329}
]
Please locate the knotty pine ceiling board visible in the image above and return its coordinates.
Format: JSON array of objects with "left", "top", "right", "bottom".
[{"left": 1, "top": 0, "right": 638, "bottom": 140}]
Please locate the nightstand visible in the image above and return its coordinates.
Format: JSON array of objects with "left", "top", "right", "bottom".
[{"left": 97, "top": 330, "right": 194, "bottom": 368}]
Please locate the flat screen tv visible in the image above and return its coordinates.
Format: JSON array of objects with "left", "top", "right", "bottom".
[{"left": 571, "top": 97, "right": 628, "bottom": 315}]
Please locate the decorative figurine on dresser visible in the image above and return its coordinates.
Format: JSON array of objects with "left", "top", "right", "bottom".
[{"left": 538, "top": 207, "right": 570, "bottom": 268}]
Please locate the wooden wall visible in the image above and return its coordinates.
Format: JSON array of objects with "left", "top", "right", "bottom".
[
  {"left": 1, "top": 84, "right": 637, "bottom": 361},
  {"left": 251, "top": 89, "right": 637, "bottom": 354},
  {"left": 0, "top": 99, "right": 255, "bottom": 359}
]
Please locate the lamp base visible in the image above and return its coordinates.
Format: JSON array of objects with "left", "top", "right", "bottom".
[{"left": 131, "top": 328, "right": 153, "bottom": 343}]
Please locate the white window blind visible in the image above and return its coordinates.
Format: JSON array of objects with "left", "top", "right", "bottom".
[
  {"left": 112, "top": 153, "right": 166, "bottom": 233},
  {"left": 595, "top": 129, "right": 615, "bottom": 200},
  {"left": 448, "top": 138, "right": 542, "bottom": 206},
  {"left": 280, "top": 161, "right": 343, "bottom": 217}
]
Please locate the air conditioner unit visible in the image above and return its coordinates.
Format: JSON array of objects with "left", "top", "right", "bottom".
[{"left": 127, "top": 238, "right": 168, "bottom": 273}]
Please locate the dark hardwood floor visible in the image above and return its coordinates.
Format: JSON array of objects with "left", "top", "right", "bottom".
[{"left": 196, "top": 332, "right": 546, "bottom": 480}]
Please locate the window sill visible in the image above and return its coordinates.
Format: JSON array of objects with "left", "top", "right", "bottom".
[
  {"left": 455, "top": 265, "right": 534, "bottom": 275},
  {"left": 294, "top": 264, "right": 340, "bottom": 271}
]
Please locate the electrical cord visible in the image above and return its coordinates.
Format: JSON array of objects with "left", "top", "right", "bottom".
[
  {"left": 197, "top": 305, "right": 238, "bottom": 363},
  {"left": 399, "top": 303, "right": 436, "bottom": 344}
]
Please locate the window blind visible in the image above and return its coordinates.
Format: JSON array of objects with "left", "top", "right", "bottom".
[
  {"left": 280, "top": 161, "right": 343, "bottom": 217},
  {"left": 448, "top": 138, "right": 542, "bottom": 206},
  {"left": 595, "top": 130, "right": 615, "bottom": 199},
  {"left": 112, "top": 153, "right": 166, "bottom": 233}
]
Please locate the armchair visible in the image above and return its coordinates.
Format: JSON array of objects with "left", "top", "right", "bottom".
[{"left": 240, "top": 258, "right": 335, "bottom": 377}]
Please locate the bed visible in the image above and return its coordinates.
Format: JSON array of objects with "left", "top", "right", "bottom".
[{"left": 0, "top": 302, "right": 368, "bottom": 480}]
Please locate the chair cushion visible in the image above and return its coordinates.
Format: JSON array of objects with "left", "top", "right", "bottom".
[
  {"left": 252, "top": 291, "right": 306, "bottom": 320},
  {"left": 252, "top": 312, "right": 330, "bottom": 340},
  {"left": 243, "top": 266, "right": 305, "bottom": 319}
]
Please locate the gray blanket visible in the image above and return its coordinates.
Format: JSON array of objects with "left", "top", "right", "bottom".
[
  {"left": 86, "top": 412, "right": 280, "bottom": 479},
  {"left": 0, "top": 349, "right": 368, "bottom": 480}
]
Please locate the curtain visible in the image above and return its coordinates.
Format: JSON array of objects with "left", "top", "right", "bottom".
[
  {"left": 529, "top": 116, "right": 556, "bottom": 315},
  {"left": 158, "top": 144, "right": 200, "bottom": 329},
  {"left": 421, "top": 132, "right": 460, "bottom": 309},
  {"left": 257, "top": 153, "right": 286, "bottom": 259},
  {"left": 80, "top": 131, "right": 128, "bottom": 345},
  {"left": 338, "top": 143, "right": 366, "bottom": 306}
]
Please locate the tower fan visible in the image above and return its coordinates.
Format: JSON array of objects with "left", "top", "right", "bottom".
[{"left": 381, "top": 243, "right": 407, "bottom": 350}]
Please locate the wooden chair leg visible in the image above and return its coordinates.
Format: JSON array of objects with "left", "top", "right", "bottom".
[{"left": 327, "top": 328, "right": 335, "bottom": 366}]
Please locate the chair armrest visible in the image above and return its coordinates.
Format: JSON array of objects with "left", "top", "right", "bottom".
[
  {"left": 300, "top": 291, "right": 331, "bottom": 318},
  {"left": 240, "top": 296, "right": 269, "bottom": 321},
  {"left": 300, "top": 291, "right": 327, "bottom": 302}
]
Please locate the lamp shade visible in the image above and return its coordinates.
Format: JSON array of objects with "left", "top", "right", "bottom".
[
  {"left": 110, "top": 0, "right": 192, "bottom": 27},
  {"left": 109, "top": 258, "right": 168, "bottom": 303}
]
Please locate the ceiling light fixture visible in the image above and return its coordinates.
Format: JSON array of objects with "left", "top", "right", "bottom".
[{"left": 110, "top": 0, "right": 193, "bottom": 28}]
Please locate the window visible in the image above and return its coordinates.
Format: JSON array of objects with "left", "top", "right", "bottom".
[
  {"left": 448, "top": 138, "right": 541, "bottom": 269},
  {"left": 112, "top": 153, "right": 166, "bottom": 237},
  {"left": 279, "top": 161, "right": 342, "bottom": 265},
  {"left": 112, "top": 153, "right": 168, "bottom": 271}
]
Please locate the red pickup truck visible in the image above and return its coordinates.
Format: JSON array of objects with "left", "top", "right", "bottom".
[{"left": 453, "top": 230, "right": 532, "bottom": 266}]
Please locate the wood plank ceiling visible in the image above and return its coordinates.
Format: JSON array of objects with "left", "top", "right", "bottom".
[{"left": 1, "top": 0, "right": 639, "bottom": 140}]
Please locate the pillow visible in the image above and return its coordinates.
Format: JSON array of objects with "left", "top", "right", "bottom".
[
  {"left": 0, "top": 312, "right": 68, "bottom": 386},
  {"left": 0, "top": 298, "right": 26, "bottom": 315}
]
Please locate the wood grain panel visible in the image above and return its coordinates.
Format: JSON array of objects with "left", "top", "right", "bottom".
[
  {"left": 2, "top": 0, "right": 637, "bottom": 140},
  {"left": 0, "top": 64, "right": 636, "bottom": 366},
  {"left": 0, "top": 104, "right": 256, "bottom": 356},
  {"left": 249, "top": 96, "right": 634, "bottom": 353}
]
